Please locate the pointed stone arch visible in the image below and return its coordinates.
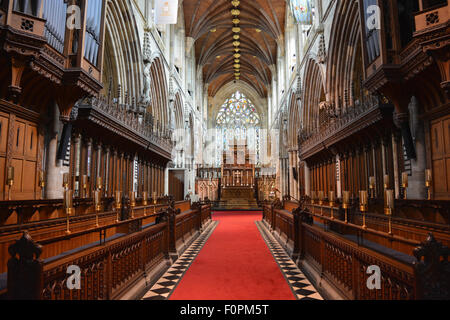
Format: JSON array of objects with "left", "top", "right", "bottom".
[
  {"left": 325, "top": 0, "right": 363, "bottom": 111},
  {"left": 102, "top": 0, "right": 143, "bottom": 100},
  {"left": 288, "top": 91, "right": 300, "bottom": 149},
  {"left": 147, "top": 56, "right": 169, "bottom": 126},
  {"left": 302, "top": 57, "right": 326, "bottom": 134}
]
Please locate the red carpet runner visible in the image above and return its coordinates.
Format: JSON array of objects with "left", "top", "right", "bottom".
[{"left": 170, "top": 211, "right": 295, "bottom": 300}]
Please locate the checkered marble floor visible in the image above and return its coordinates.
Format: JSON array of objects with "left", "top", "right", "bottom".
[
  {"left": 142, "top": 221, "right": 219, "bottom": 300},
  {"left": 255, "top": 221, "right": 324, "bottom": 300}
]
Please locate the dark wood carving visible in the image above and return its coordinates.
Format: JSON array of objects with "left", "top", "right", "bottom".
[
  {"left": 414, "top": 233, "right": 450, "bottom": 300},
  {"left": 7, "top": 231, "right": 43, "bottom": 300}
]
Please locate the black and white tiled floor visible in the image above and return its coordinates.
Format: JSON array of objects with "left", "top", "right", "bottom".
[
  {"left": 255, "top": 221, "right": 324, "bottom": 301},
  {"left": 141, "top": 221, "right": 219, "bottom": 300},
  {"left": 142, "top": 218, "right": 323, "bottom": 301}
]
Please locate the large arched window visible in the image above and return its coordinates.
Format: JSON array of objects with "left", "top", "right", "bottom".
[{"left": 215, "top": 91, "right": 261, "bottom": 166}]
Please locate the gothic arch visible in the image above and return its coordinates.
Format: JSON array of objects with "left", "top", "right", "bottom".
[
  {"left": 102, "top": 0, "right": 142, "bottom": 100},
  {"left": 302, "top": 58, "right": 326, "bottom": 134},
  {"left": 288, "top": 91, "right": 300, "bottom": 148},
  {"left": 325, "top": 0, "right": 362, "bottom": 110},
  {"left": 148, "top": 56, "right": 169, "bottom": 126},
  {"left": 173, "top": 92, "right": 184, "bottom": 130}
]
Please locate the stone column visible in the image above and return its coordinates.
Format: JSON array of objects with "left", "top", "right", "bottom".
[
  {"left": 407, "top": 96, "right": 427, "bottom": 199},
  {"left": 392, "top": 132, "right": 401, "bottom": 199},
  {"left": 105, "top": 146, "right": 110, "bottom": 196},
  {"left": 304, "top": 161, "right": 311, "bottom": 197},
  {"left": 288, "top": 151, "right": 293, "bottom": 197},
  {"left": 95, "top": 142, "right": 102, "bottom": 180},
  {"left": 45, "top": 102, "right": 67, "bottom": 199},
  {"left": 164, "top": 166, "right": 169, "bottom": 196},
  {"left": 294, "top": 151, "right": 299, "bottom": 200}
]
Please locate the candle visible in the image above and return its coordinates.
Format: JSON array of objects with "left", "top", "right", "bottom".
[
  {"left": 96, "top": 177, "right": 102, "bottom": 190},
  {"left": 369, "top": 176, "right": 375, "bottom": 189},
  {"left": 385, "top": 189, "right": 394, "bottom": 211},
  {"left": 63, "top": 173, "right": 69, "bottom": 188},
  {"left": 425, "top": 169, "right": 432, "bottom": 186},
  {"left": 142, "top": 191, "right": 148, "bottom": 206},
  {"left": 64, "top": 189, "right": 73, "bottom": 209},
  {"left": 94, "top": 190, "right": 101, "bottom": 205},
  {"left": 7, "top": 167, "right": 14, "bottom": 186},
  {"left": 329, "top": 191, "right": 335, "bottom": 207},
  {"left": 384, "top": 174, "right": 389, "bottom": 189},
  {"left": 129, "top": 191, "right": 136, "bottom": 207},
  {"left": 402, "top": 172, "right": 408, "bottom": 188},
  {"left": 343, "top": 191, "right": 350, "bottom": 207},
  {"left": 94, "top": 190, "right": 101, "bottom": 212},
  {"left": 82, "top": 175, "right": 88, "bottom": 188},
  {"left": 318, "top": 191, "right": 324, "bottom": 201},
  {"left": 329, "top": 191, "right": 335, "bottom": 203},
  {"left": 115, "top": 191, "right": 122, "bottom": 206},
  {"left": 39, "top": 170, "right": 45, "bottom": 187},
  {"left": 359, "top": 190, "right": 368, "bottom": 206}
]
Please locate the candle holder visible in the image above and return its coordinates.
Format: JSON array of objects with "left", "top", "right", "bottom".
[
  {"left": 39, "top": 170, "right": 45, "bottom": 188},
  {"left": 425, "top": 169, "right": 432, "bottom": 200},
  {"left": 383, "top": 174, "right": 389, "bottom": 190},
  {"left": 318, "top": 191, "right": 324, "bottom": 216},
  {"left": 115, "top": 191, "right": 122, "bottom": 222},
  {"left": 329, "top": 191, "right": 335, "bottom": 220},
  {"left": 359, "top": 190, "right": 368, "bottom": 229},
  {"left": 142, "top": 191, "right": 148, "bottom": 216},
  {"left": 94, "top": 190, "right": 101, "bottom": 227},
  {"left": 369, "top": 176, "right": 376, "bottom": 199},
  {"left": 129, "top": 192, "right": 136, "bottom": 218},
  {"left": 384, "top": 189, "right": 394, "bottom": 235},
  {"left": 153, "top": 192, "right": 157, "bottom": 213},
  {"left": 7, "top": 166, "right": 14, "bottom": 201},
  {"left": 318, "top": 191, "right": 324, "bottom": 206},
  {"left": 401, "top": 172, "right": 408, "bottom": 200},
  {"left": 310, "top": 191, "right": 316, "bottom": 205},
  {"left": 343, "top": 191, "right": 350, "bottom": 223},
  {"left": 63, "top": 173, "right": 70, "bottom": 190},
  {"left": 64, "top": 189, "right": 73, "bottom": 234},
  {"left": 81, "top": 175, "right": 88, "bottom": 198},
  {"left": 96, "top": 177, "right": 103, "bottom": 191}
]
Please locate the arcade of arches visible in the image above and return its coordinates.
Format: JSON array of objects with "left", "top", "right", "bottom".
[{"left": 0, "top": 0, "right": 449, "bottom": 301}]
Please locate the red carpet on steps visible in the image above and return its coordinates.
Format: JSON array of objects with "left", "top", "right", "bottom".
[{"left": 170, "top": 211, "right": 295, "bottom": 300}]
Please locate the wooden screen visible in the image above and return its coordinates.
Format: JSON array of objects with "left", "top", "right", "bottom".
[
  {"left": 169, "top": 170, "right": 184, "bottom": 201},
  {"left": 0, "top": 111, "right": 40, "bottom": 200},
  {"left": 431, "top": 115, "right": 450, "bottom": 199}
]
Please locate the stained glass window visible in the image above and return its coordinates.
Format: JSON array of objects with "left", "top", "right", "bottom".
[{"left": 215, "top": 91, "right": 261, "bottom": 166}]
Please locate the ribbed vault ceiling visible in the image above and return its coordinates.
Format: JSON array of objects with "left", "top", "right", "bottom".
[{"left": 183, "top": 0, "right": 286, "bottom": 98}]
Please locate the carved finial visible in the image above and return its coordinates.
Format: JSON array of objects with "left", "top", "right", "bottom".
[
  {"left": 8, "top": 231, "right": 42, "bottom": 262},
  {"left": 414, "top": 233, "right": 450, "bottom": 300},
  {"left": 7, "top": 232, "right": 43, "bottom": 299}
]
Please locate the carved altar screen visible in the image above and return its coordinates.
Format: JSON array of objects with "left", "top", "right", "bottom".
[{"left": 215, "top": 91, "right": 261, "bottom": 166}]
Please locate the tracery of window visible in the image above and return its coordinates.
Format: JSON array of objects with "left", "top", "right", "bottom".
[
  {"left": 215, "top": 91, "right": 261, "bottom": 166},
  {"left": 216, "top": 91, "right": 260, "bottom": 128}
]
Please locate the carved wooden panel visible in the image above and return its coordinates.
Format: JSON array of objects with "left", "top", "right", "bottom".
[
  {"left": 7, "top": 117, "right": 40, "bottom": 200},
  {"left": 431, "top": 115, "right": 450, "bottom": 199},
  {"left": 0, "top": 113, "right": 8, "bottom": 195}
]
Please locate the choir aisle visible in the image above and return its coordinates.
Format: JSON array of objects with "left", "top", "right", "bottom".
[{"left": 142, "top": 211, "right": 323, "bottom": 300}]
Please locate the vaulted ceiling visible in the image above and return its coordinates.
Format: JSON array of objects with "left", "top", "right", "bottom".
[{"left": 183, "top": 0, "right": 286, "bottom": 98}]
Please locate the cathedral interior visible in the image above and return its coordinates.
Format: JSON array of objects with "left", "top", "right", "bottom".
[{"left": 0, "top": 0, "right": 449, "bottom": 302}]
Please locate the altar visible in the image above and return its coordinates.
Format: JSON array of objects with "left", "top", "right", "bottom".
[{"left": 219, "top": 142, "right": 258, "bottom": 209}]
